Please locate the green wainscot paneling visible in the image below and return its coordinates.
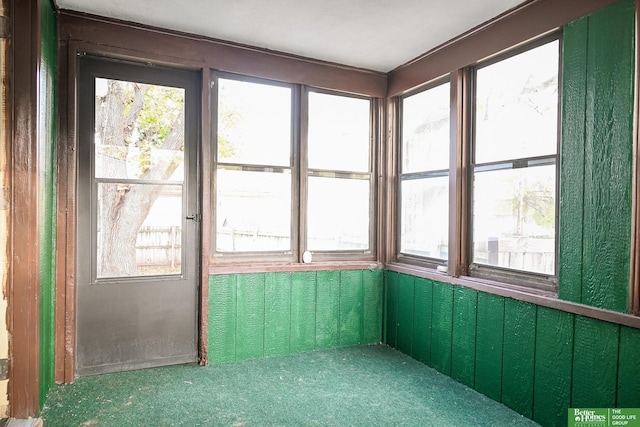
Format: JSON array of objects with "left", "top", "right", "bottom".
[
  {"left": 451, "top": 286, "right": 477, "bottom": 389},
  {"left": 384, "top": 272, "right": 640, "bottom": 427},
  {"left": 533, "top": 307, "right": 573, "bottom": 427},
  {"left": 502, "top": 299, "right": 536, "bottom": 418},
  {"left": 559, "top": 0, "right": 635, "bottom": 312},
  {"left": 209, "top": 269, "right": 383, "bottom": 363},
  {"left": 474, "top": 292, "right": 504, "bottom": 402}
]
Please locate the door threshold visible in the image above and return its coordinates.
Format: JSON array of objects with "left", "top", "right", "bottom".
[{"left": 76, "top": 354, "right": 196, "bottom": 377}]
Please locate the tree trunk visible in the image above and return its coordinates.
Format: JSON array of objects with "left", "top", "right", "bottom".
[{"left": 95, "top": 80, "right": 184, "bottom": 277}]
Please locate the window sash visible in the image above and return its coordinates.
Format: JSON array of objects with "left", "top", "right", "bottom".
[
  {"left": 394, "top": 35, "right": 560, "bottom": 289},
  {"left": 397, "top": 80, "right": 451, "bottom": 266},
  {"left": 468, "top": 37, "right": 560, "bottom": 283},
  {"left": 470, "top": 161, "right": 557, "bottom": 276},
  {"left": 211, "top": 77, "right": 377, "bottom": 262},
  {"left": 398, "top": 175, "right": 449, "bottom": 260},
  {"left": 212, "top": 74, "right": 297, "bottom": 260},
  {"left": 303, "top": 89, "right": 377, "bottom": 259}
]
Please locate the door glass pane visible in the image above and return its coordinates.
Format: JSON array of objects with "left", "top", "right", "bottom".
[
  {"left": 94, "top": 77, "right": 187, "bottom": 279},
  {"left": 307, "top": 92, "right": 370, "bottom": 172},
  {"left": 307, "top": 176, "right": 369, "bottom": 251},
  {"left": 400, "top": 176, "right": 449, "bottom": 259},
  {"left": 474, "top": 40, "right": 559, "bottom": 164},
  {"left": 216, "top": 169, "right": 292, "bottom": 252},
  {"left": 97, "top": 183, "right": 183, "bottom": 278},
  {"left": 94, "top": 78, "right": 185, "bottom": 181},
  {"left": 217, "top": 78, "right": 291, "bottom": 167},
  {"left": 401, "top": 82, "right": 450, "bottom": 173},
  {"left": 472, "top": 165, "right": 556, "bottom": 275}
]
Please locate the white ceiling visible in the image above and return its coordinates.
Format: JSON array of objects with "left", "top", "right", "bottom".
[{"left": 55, "top": 0, "right": 526, "bottom": 73}]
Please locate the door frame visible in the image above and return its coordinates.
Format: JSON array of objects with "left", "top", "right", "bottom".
[{"left": 55, "top": 42, "right": 211, "bottom": 383}]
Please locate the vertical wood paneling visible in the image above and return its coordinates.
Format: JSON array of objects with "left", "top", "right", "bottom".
[
  {"left": 559, "top": 0, "right": 634, "bottom": 312},
  {"left": 210, "top": 270, "right": 382, "bottom": 363},
  {"left": 39, "top": 0, "right": 58, "bottom": 405},
  {"left": 617, "top": 326, "right": 640, "bottom": 407},
  {"left": 290, "top": 271, "right": 317, "bottom": 353},
  {"left": 386, "top": 271, "right": 399, "bottom": 348},
  {"left": 11, "top": 0, "right": 43, "bottom": 415},
  {"left": 571, "top": 316, "right": 619, "bottom": 407},
  {"left": 451, "top": 286, "right": 477, "bottom": 388},
  {"left": 558, "top": 17, "right": 588, "bottom": 304},
  {"left": 396, "top": 274, "right": 415, "bottom": 355},
  {"left": 475, "top": 292, "right": 504, "bottom": 402},
  {"left": 581, "top": 0, "right": 634, "bottom": 312},
  {"left": 235, "top": 274, "right": 265, "bottom": 360},
  {"left": 363, "top": 269, "right": 383, "bottom": 344},
  {"left": 264, "top": 272, "right": 292, "bottom": 357},
  {"left": 209, "top": 275, "right": 237, "bottom": 363},
  {"left": 315, "top": 271, "right": 340, "bottom": 350},
  {"left": 339, "top": 270, "right": 364, "bottom": 346},
  {"left": 379, "top": 272, "right": 638, "bottom": 426},
  {"left": 502, "top": 299, "right": 536, "bottom": 418},
  {"left": 412, "top": 278, "right": 433, "bottom": 366},
  {"left": 533, "top": 307, "right": 574, "bottom": 427},
  {"left": 431, "top": 281, "right": 453, "bottom": 375}
]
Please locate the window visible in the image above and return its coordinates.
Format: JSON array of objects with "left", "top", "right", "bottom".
[
  {"left": 214, "top": 77, "right": 294, "bottom": 256},
  {"left": 471, "top": 39, "right": 559, "bottom": 281},
  {"left": 396, "top": 36, "right": 560, "bottom": 289},
  {"left": 399, "top": 81, "right": 450, "bottom": 262},
  {"left": 212, "top": 77, "right": 376, "bottom": 262},
  {"left": 306, "top": 91, "right": 373, "bottom": 256}
]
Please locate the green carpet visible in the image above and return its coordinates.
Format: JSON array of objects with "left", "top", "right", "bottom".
[{"left": 42, "top": 345, "right": 539, "bottom": 426}]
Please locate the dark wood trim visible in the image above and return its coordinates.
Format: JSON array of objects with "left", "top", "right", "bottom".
[
  {"left": 10, "top": 0, "right": 40, "bottom": 417},
  {"left": 631, "top": 0, "right": 640, "bottom": 315},
  {"left": 54, "top": 36, "right": 69, "bottom": 384},
  {"left": 208, "top": 70, "right": 218, "bottom": 267},
  {"left": 383, "top": 98, "right": 398, "bottom": 264},
  {"left": 62, "top": 40, "right": 81, "bottom": 385},
  {"left": 198, "top": 69, "right": 211, "bottom": 365},
  {"left": 448, "top": 71, "right": 463, "bottom": 276},
  {"left": 210, "top": 261, "right": 383, "bottom": 276},
  {"left": 386, "top": 262, "right": 640, "bottom": 329},
  {"left": 298, "top": 86, "right": 309, "bottom": 262},
  {"left": 0, "top": 0, "right": 9, "bottom": 404},
  {"left": 0, "top": 0, "right": 10, "bottom": 411},
  {"left": 371, "top": 97, "right": 383, "bottom": 262},
  {"left": 375, "top": 96, "right": 386, "bottom": 264},
  {"left": 387, "top": 0, "right": 621, "bottom": 96},
  {"left": 57, "top": 10, "right": 386, "bottom": 98},
  {"left": 459, "top": 69, "right": 472, "bottom": 274}
]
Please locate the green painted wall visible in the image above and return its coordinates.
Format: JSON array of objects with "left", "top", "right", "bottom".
[
  {"left": 39, "top": 0, "right": 57, "bottom": 408},
  {"left": 208, "top": 269, "right": 383, "bottom": 363},
  {"left": 384, "top": 271, "right": 640, "bottom": 427},
  {"left": 384, "top": 4, "right": 639, "bottom": 427},
  {"left": 559, "top": 0, "right": 635, "bottom": 312}
]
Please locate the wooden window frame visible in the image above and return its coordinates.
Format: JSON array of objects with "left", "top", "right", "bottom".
[
  {"left": 210, "top": 72, "right": 300, "bottom": 264},
  {"left": 392, "top": 34, "right": 562, "bottom": 292},
  {"left": 396, "top": 77, "right": 451, "bottom": 269},
  {"left": 464, "top": 34, "right": 561, "bottom": 291},
  {"left": 209, "top": 75, "right": 379, "bottom": 265},
  {"left": 301, "top": 87, "right": 378, "bottom": 263}
]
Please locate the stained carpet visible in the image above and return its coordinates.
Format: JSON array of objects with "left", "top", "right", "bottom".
[{"left": 42, "top": 345, "right": 539, "bottom": 426}]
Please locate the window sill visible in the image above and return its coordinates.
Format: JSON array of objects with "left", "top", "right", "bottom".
[
  {"left": 209, "top": 260, "right": 383, "bottom": 275},
  {"left": 385, "top": 261, "right": 640, "bottom": 329}
]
